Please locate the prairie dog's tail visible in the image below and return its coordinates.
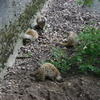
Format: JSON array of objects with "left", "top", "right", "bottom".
[
  {"left": 38, "top": 35, "right": 43, "bottom": 38},
  {"left": 60, "top": 43, "right": 74, "bottom": 46},
  {"left": 33, "top": 70, "right": 40, "bottom": 76}
]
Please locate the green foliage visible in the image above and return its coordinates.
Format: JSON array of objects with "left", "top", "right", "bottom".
[
  {"left": 79, "top": 65, "right": 100, "bottom": 75},
  {"left": 84, "top": 0, "right": 93, "bottom": 6},
  {"left": 75, "top": 25, "right": 100, "bottom": 75},
  {"left": 50, "top": 47, "right": 72, "bottom": 74},
  {"left": 50, "top": 25, "right": 100, "bottom": 76},
  {"left": 76, "top": 0, "right": 93, "bottom": 6},
  {"left": 40, "top": 61, "right": 49, "bottom": 66},
  {"left": 76, "top": 0, "right": 84, "bottom": 5},
  {"left": 77, "top": 28, "right": 100, "bottom": 56},
  {"left": 23, "top": 53, "right": 31, "bottom": 57},
  {"left": 0, "top": 0, "right": 47, "bottom": 69}
]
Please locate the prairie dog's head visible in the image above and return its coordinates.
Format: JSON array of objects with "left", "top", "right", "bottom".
[
  {"left": 56, "top": 75, "right": 62, "bottom": 81},
  {"left": 38, "top": 16, "right": 47, "bottom": 23},
  {"left": 36, "top": 15, "right": 47, "bottom": 30}
]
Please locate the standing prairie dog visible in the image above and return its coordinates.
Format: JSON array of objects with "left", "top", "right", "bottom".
[
  {"left": 60, "top": 31, "right": 79, "bottom": 47},
  {"left": 36, "top": 14, "right": 47, "bottom": 30},
  {"left": 33, "top": 63, "right": 62, "bottom": 81},
  {"left": 23, "top": 29, "right": 38, "bottom": 45}
]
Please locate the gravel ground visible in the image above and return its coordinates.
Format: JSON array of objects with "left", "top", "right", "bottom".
[{"left": 0, "top": 0, "right": 100, "bottom": 100}]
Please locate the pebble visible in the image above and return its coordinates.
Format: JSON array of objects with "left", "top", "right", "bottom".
[{"left": 1, "top": 0, "right": 100, "bottom": 99}]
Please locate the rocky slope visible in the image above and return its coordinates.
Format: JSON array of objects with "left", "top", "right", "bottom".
[{"left": 0, "top": 0, "right": 100, "bottom": 100}]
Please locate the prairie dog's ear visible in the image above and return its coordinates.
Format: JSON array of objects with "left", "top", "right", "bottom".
[
  {"left": 41, "top": 12, "right": 45, "bottom": 15},
  {"left": 25, "top": 28, "right": 31, "bottom": 33},
  {"left": 57, "top": 78, "right": 64, "bottom": 82}
]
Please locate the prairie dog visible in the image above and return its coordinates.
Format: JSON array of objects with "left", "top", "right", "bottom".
[
  {"left": 23, "top": 29, "right": 38, "bottom": 45},
  {"left": 36, "top": 15, "right": 47, "bottom": 30},
  {"left": 33, "top": 63, "right": 62, "bottom": 81},
  {"left": 60, "top": 32, "right": 79, "bottom": 47}
]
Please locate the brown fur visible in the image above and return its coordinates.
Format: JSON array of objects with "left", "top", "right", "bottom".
[
  {"left": 26, "top": 29, "right": 42, "bottom": 38},
  {"left": 26, "top": 29, "right": 38, "bottom": 40},
  {"left": 33, "top": 63, "right": 62, "bottom": 81},
  {"left": 23, "top": 29, "right": 39, "bottom": 45},
  {"left": 60, "top": 32, "right": 79, "bottom": 47}
]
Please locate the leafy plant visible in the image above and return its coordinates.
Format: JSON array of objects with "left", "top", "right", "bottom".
[
  {"left": 23, "top": 52, "right": 31, "bottom": 57},
  {"left": 84, "top": 0, "right": 93, "bottom": 6},
  {"left": 76, "top": 0, "right": 84, "bottom": 5},
  {"left": 75, "top": 25, "right": 100, "bottom": 75},
  {"left": 76, "top": 0, "right": 93, "bottom": 6},
  {"left": 50, "top": 47, "right": 73, "bottom": 74},
  {"left": 49, "top": 25, "right": 100, "bottom": 76}
]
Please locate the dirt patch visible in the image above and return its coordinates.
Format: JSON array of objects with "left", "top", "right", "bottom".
[
  {"left": 0, "top": 72, "right": 100, "bottom": 100},
  {"left": 0, "top": 0, "right": 100, "bottom": 100}
]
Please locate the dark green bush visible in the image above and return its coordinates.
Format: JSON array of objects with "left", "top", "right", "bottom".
[
  {"left": 76, "top": 0, "right": 93, "bottom": 6},
  {"left": 75, "top": 26, "right": 100, "bottom": 75},
  {"left": 50, "top": 26, "right": 100, "bottom": 76}
]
